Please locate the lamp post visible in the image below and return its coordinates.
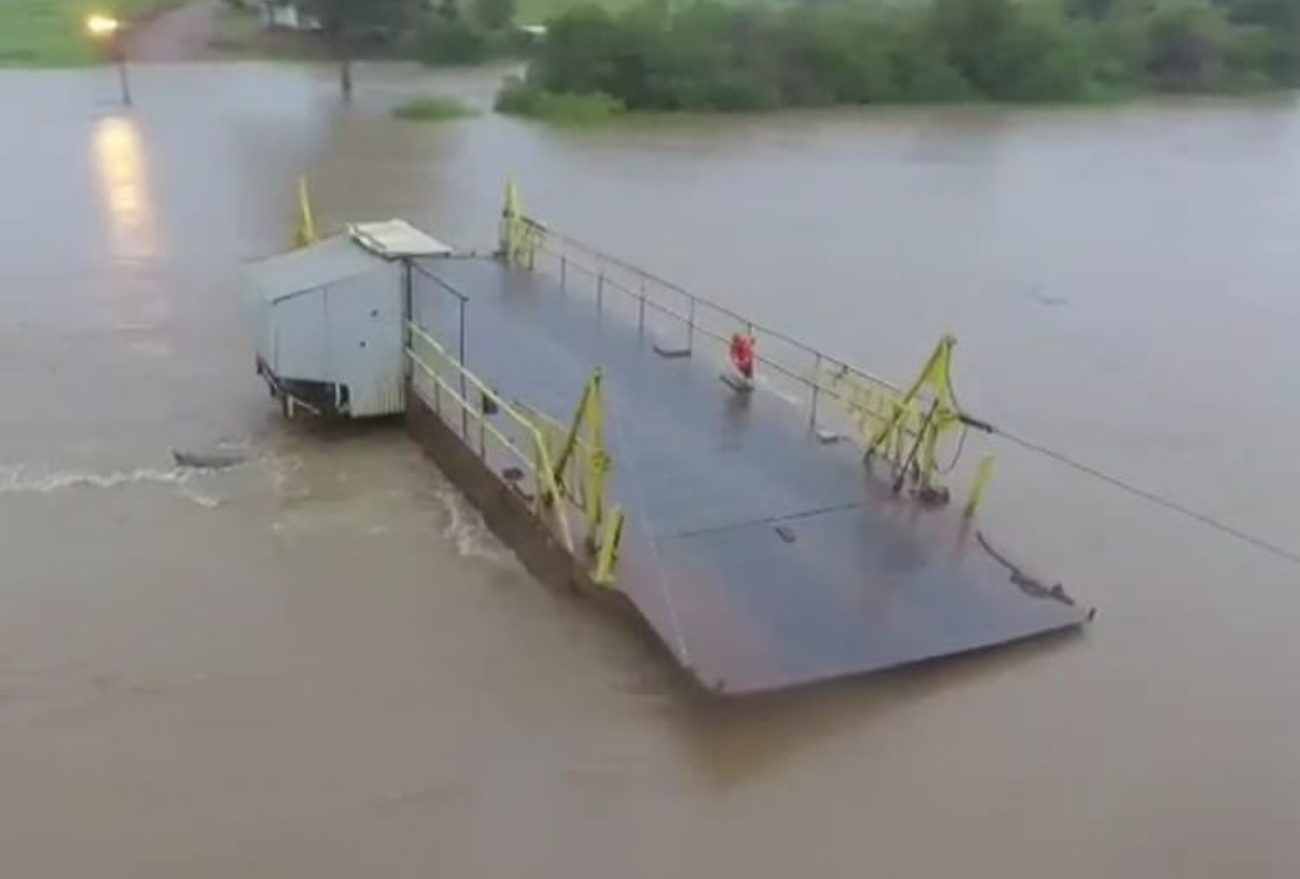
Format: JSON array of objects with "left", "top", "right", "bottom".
[{"left": 86, "top": 14, "right": 132, "bottom": 108}]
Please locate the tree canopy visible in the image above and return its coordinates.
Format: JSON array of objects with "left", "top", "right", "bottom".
[{"left": 497, "top": 0, "right": 1300, "bottom": 115}]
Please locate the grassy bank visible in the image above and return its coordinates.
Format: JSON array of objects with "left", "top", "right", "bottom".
[{"left": 0, "top": 0, "right": 182, "bottom": 67}]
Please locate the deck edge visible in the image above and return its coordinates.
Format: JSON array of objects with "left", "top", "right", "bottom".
[
  {"left": 403, "top": 380, "right": 692, "bottom": 658},
  {"left": 406, "top": 380, "right": 587, "bottom": 593}
]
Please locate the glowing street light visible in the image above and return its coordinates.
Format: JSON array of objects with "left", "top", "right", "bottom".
[
  {"left": 85, "top": 13, "right": 132, "bottom": 107},
  {"left": 85, "top": 13, "right": 121, "bottom": 37}
]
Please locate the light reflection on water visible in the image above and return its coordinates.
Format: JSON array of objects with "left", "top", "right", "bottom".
[{"left": 91, "top": 114, "right": 160, "bottom": 262}]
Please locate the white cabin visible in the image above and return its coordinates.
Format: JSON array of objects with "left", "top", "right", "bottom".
[{"left": 245, "top": 220, "right": 452, "bottom": 419}]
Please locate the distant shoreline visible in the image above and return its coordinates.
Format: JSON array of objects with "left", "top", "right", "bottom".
[
  {"left": 0, "top": 0, "right": 190, "bottom": 68},
  {"left": 496, "top": 0, "right": 1300, "bottom": 123}
]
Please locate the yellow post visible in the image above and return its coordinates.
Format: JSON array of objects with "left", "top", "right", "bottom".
[
  {"left": 965, "top": 455, "right": 995, "bottom": 518},
  {"left": 552, "top": 371, "right": 609, "bottom": 541},
  {"left": 866, "top": 334, "right": 956, "bottom": 459},
  {"left": 591, "top": 507, "right": 626, "bottom": 587},
  {"left": 292, "top": 176, "right": 317, "bottom": 249},
  {"left": 547, "top": 369, "right": 626, "bottom": 584}
]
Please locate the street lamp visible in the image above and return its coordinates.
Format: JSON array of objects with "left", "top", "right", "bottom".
[{"left": 85, "top": 13, "right": 132, "bottom": 108}]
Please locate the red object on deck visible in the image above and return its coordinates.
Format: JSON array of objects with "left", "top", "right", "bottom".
[{"left": 730, "top": 333, "right": 755, "bottom": 379}]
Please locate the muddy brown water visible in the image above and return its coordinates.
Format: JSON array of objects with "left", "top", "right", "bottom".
[{"left": 1, "top": 61, "right": 1298, "bottom": 878}]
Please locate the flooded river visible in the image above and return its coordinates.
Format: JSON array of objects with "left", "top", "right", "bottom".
[{"left": 1, "top": 61, "right": 1298, "bottom": 878}]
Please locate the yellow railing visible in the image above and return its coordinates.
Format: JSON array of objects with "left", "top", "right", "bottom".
[
  {"left": 515, "top": 372, "right": 626, "bottom": 585},
  {"left": 405, "top": 321, "right": 627, "bottom": 581},
  {"left": 292, "top": 176, "right": 318, "bottom": 250},
  {"left": 406, "top": 322, "right": 574, "bottom": 553},
  {"left": 508, "top": 214, "right": 985, "bottom": 498}
]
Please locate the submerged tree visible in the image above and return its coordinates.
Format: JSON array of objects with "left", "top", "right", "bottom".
[{"left": 304, "top": 0, "right": 419, "bottom": 98}]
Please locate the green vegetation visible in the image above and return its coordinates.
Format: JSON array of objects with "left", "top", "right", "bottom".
[
  {"left": 414, "top": 0, "right": 535, "bottom": 66},
  {"left": 299, "top": 0, "right": 532, "bottom": 86},
  {"left": 513, "top": 0, "right": 677, "bottom": 22},
  {"left": 498, "top": 0, "right": 1300, "bottom": 116},
  {"left": 303, "top": 0, "right": 418, "bottom": 95},
  {"left": 496, "top": 75, "right": 627, "bottom": 120},
  {"left": 416, "top": 13, "right": 494, "bottom": 64},
  {"left": 475, "top": 0, "right": 518, "bottom": 30},
  {"left": 393, "top": 94, "right": 478, "bottom": 119},
  {"left": 0, "top": 0, "right": 181, "bottom": 67}
]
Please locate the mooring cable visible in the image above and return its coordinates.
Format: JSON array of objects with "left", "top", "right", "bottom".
[
  {"left": 935, "top": 359, "right": 1300, "bottom": 569},
  {"left": 985, "top": 424, "right": 1300, "bottom": 569}
]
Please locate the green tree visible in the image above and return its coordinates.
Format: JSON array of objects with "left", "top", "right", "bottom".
[
  {"left": 988, "top": 2, "right": 1094, "bottom": 100},
  {"left": 418, "top": 15, "right": 490, "bottom": 65},
  {"left": 1218, "top": 0, "right": 1300, "bottom": 82},
  {"left": 1144, "top": 1, "right": 1233, "bottom": 90},
  {"left": 930, "top": 0, "right": 1021, "bottom": 93},
  {"left": 497, "top": 0, "right": 1298, "bottom": 115},
  {"left": 475, "top": 0, "right": 517, "bottom": 31}
]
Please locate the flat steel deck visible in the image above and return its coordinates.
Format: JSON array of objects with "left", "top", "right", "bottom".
[{"left": 411, "top": 255, "right": 1091, "bottom": 695}]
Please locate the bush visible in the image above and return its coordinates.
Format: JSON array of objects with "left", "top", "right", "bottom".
[
  {"left": 494, "top": 75, "right": 539, "bottom": 113},
  {"left": 393, "top": 95, "right": 477, "bottom": 120},
  {"left": 474, "top": 0, "right": 517, "bottom": 31},
  {"left": 418, "top": 15, "right": 490, "bottom": 65},
  {"left": 1143, "top": 2, "right": 1234, "bottom": 91},
  {"left": 495, "top": 76, "right": 626, "bottom": 121}
]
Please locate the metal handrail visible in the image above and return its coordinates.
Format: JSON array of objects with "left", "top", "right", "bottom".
[
  {"left": 405, "top": 321, "right": 574, "bottom": 551},
  {"left": 518, "top": 216, "right": 943, "bottom": 443},
  {"left": 520, "top": 217, "right": 909, "bottom": 389}
]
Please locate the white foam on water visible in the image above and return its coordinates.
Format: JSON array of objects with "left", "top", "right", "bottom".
[
  {"left": 0, "top": 460, "right": 242, "bottom": 509},
  {"left": 0, "top": 464, "right": 193, "bottom": 494},
  {"left": 174, "top": 483, "right": 224, "bottom": 509},
  {"left": 433, "top": 481, "right": 507, "bottom": 562},
  {"left": 269, "top": 454, "right": 305, "bottom": 499}
]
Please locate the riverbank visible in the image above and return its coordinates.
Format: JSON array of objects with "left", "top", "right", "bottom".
[
  {"left": 11, "top": 0, "right": 1298, "bottom": 120},
  {"left": 0, "top": 0, "right": 191, "bottom": 66}
]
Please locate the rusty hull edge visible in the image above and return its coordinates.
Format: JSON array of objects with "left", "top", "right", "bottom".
[{"left": 404, "top": 384, "right": 672, "bottom": 658}]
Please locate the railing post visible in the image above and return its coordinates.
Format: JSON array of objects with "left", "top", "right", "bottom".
[
  {"left": 458, "top": 299, "right": 468, "bottom": 439},
  {"left": 401, "top": 263, "right": 413, "bottom": 382},
  {"left": 810, "top": 352, "right": 822, "bottom": 430},
  {"left": 560, "top": 255, "right": 567, "bottom": 292},
  {"left": 686, "top": 297, "right": 696, "bottom": 353},
  {"left": 532, "top": 439, "right": 545, "bottom": 514},
  {"left": 596, "top": 273, "right": 604, "bottom": 315},
  {"left": 638, "top": 281, "right": 647, "bottom": 335}
]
